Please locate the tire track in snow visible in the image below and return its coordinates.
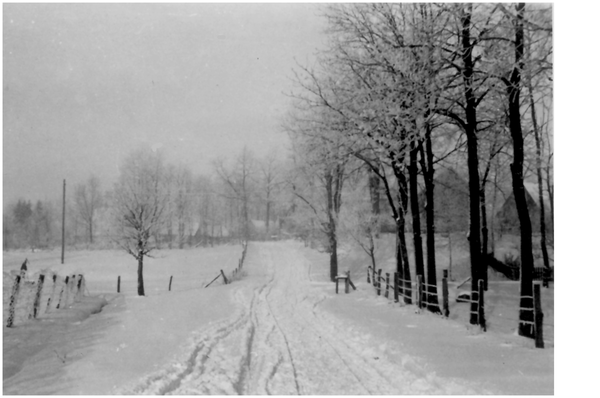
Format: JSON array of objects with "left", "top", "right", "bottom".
[
  {"left": 124, "top": 300, "right": 250, "bottom": 395},
  {"left": 139, "top": 245, "right": 299, "bottom": 395},
  {"left": 125, "top": 241, "right": 476, "bottom": 395},
  {"left": 260, "top": 249, "right": 302, "bottom": 395}
]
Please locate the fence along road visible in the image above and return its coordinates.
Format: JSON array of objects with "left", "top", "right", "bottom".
[{"left": 127, "top": 241, "right": 479, "bottom": 395}]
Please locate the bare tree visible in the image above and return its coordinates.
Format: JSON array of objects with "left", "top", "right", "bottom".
[
  {"left": 214, "top": 146, "right": 256, "bottom": 241},
  {"left": 172, "top": 165, "right": 193, "bottom": 249},
  {"left": 74, "top": 175, "right": 103, "bottom": 245},
  {"left": 113, "top": 149, "right": 168, "bottom": 296},
  {"left": 258, "top": 150, "right": 281, "bottom": 234}
]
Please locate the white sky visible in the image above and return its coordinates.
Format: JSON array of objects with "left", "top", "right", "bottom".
[{"left": 2, "top": 3, "right": 328, "bottom": 204}]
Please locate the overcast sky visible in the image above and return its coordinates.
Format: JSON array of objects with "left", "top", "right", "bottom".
[{"left": 3, "top": 3, "right": 327, "bottom": 204}]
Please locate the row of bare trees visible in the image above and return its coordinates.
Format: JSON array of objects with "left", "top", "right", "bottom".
[
  {"left": 284, "top": 3, "right": 552, "bottom": 336},
  {"left": 3, "top": 146, "right": 288, "bottom": 296},
  {"left": 112, "top": 147, "right": 288, "bottom": 295}
]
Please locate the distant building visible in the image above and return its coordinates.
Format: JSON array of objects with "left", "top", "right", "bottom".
[
  {"left": 495, "top": 183, "right": 552, "bottom": 235},
  {"left": 420, "top": 168, "right": 470, "bottom": 233},
  {"left": 248, "top": 219, "right": 268, "bottom": 240}
]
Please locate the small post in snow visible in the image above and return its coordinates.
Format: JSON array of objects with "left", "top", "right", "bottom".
[
  {"left": 478, "top": 279, "right": 486, "bottom": 331},
  {"left": 32, "top": 274, "right": 46, "bottom": 318},
  {"left": 76, "top": 274, "right": 84, "bottom": 301},
  {"left": 117, "top": 276, "right": 121, "bottom": 293},
  {"left": 534, "top": 282, "right": 544, "bottom": 348},
  {"left": 46, "top": 274, "right": 58, "bottom": 313},
  {"left": 442, "top": 269, "right": 449, "bottom": 317},
  {"left": 385, "top": 273, "right": 390, "bottom": 298},
  {"left": 347, "top": 271, "right": 356, "bottom": 291},
  {"left": 417, "top": 275, "right": 423, "bottom": 309},
  {"left": 168, "top": 276, "right": 173, "bottom": 291},
  {"left": 377, "top": 269, "right": 382, "bottom": 296},
  {"left": 367, "top": 267, "right": 371, "bottom": 284},
  {"left": 63, "top": 276, "right": 71, "bottom": 308},
  {"left": 220, "top": 269, "right": 229, "bottom": 285},
  {"left": 56, "top": 276, "right": 68, "bottom": 309},
  {"left": 6, "top": 275, "right": 22, "bottom": 327},
  {"left": 394, "top": 272, "right": 399, "bottom": 302}
]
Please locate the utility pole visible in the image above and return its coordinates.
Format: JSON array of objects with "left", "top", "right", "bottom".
[{"left": 61, "top": 179, "right": 66, "bottom": 264}]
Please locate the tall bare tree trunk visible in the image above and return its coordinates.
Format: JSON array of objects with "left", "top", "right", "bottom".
[
  {"left": 419, "top": 131, "right": 441, "bottom": 313},
  {"left": 325, "top": 169, "right": 340, "bottom": 282},
  {"left": 460, "top": 4, "right": 483, "bottom": 325},
  {"left": 506, "top": 3, "right": 535, "bottom": 338},
  {"left": 368, "top": 170, "right": 381, "bottom": 240},
  {"left": 480, "top": 186, "right": 489, "bottom": 291},
  {"left": 137, "top": 250, "right": 145, "bottom": 296},
  {"left": 394, "top": 167, "right": 412, "bottom": 304},
  {"left": 409, "top": 143, "right": 425, "bottom": 287},
  {"left": 527, "top": 69, "right": 551, "bottom": 277}
]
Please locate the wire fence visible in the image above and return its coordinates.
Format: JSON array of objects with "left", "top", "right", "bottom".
[
  {"left": 205, "top": 240, "right": 248, "bottom": 288},
  {"left": 5, "top": 267, "right": 87, "bottom": 328},
  {"left": 366, "top": 266, "right": 548, "bottom": 348}
]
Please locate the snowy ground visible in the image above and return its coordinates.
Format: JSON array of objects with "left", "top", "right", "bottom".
[{"left": 3, "top": 241, "right": 553, "bottom": 394}]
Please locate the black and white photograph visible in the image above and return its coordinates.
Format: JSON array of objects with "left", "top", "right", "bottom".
[{"left": 3, "top": 2, "right": 559, "bottom": 395}]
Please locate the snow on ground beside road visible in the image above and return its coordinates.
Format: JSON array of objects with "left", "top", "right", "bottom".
[
  {"left": 3, "top": 244, "right": 243, "bottom": 394},
  {"left": 4, "top": 240, "right": 553, "bottom": 395},
  {"left": 299, "top": 244, "right": 553, "bottom": 395},
  {"left": 117, "top": 241, "right": 485, "bottom": 395}
]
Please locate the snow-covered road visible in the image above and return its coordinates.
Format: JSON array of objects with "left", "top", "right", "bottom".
[
  {"left": 123, "top": 242, "right": 479, "bottom": 395},
  {"left": 4, "top": 241, "right": 552, "bottom": 394}
]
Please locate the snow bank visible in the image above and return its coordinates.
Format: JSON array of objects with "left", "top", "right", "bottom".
[{"left": 3, "top": 244, "right": 243, "bottom": 394}]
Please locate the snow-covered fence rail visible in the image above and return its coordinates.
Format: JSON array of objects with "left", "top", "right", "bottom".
[
  {"left": 205, "top": 241, "right": 248, "bottom": 288},
  {"left": 366, "top": 267, "right": 549, "bottom": 348},
  {"left": 4, "top": 266, "right": 86, "bottom": 328},
  {"left": 366, "top": 266, "right": 448, "bottom": 314},
  {"left": 367, "top": 267, "right": 419, "bottom": 307}
]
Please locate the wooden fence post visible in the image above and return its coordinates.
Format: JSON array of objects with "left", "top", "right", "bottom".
[
  {"left": 377, "top": 269, "right": 382, "bottom": 296},
  {"left": 478, "top": 279, "right": 486, "bottom": 331},
  {"left": 117, "top": 276, "right": 121, "bottom": 293},
  {"left": 76, "top": 274, "right": 84, "bottom": 301},
  {"left": 6, "top": 275, "right": 22, "bottom": 327},
  {"left": 57, "top": 276, "right": 68, "bottom": 309},
  {"left": 403, "top": 278, "right": 412, "bottom": 305},
  {"left": 385, "top": 273, "right": 390, "bottom": 298},
  {"left": 442, "top": 269, "right": 449, "bottom": 318},
  {"left": 169, "top": 276, "right": 173, "bottom": 291},
  {"left": 32, "top": 274, "right": 46, "bottom": 318},
  {"left": 345, "top": 276, "right": 350, "bottom": 294},
  {"left": 367, "top": 267, "right": 371, "bottom": 284},
  {"left": 534, "top": 282, "right": 544, "bottom": 348},
  {"left": 46, "top": 274, "right": 58, "bottom": 313},
  {"left": 347, "top": 271, "right": 356, "bottom": 291},
  {"left": 394, "top": 272, "right": 399, "bottom": 302},
  {"left": 62, "top": 276, "right": 71, "bottom": 308},
  {"left": 417, "top": 275, "right": 423, "bottom": 309},
  {"left": 221, "top": 269, "right": 229, "bottom": 285},
  {"left": 71, "top": 274, "right": 77, "bottom": 295}
]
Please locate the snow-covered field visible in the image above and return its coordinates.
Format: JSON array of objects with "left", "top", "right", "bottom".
[{"left": 3, "top": 241, "right": 553, "bottom": 394}]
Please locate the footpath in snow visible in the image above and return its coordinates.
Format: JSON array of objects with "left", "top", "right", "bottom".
[{"left": 3, "top": 241, "right": 553, "bottom": 394}]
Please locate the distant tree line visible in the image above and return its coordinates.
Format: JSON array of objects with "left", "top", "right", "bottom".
[{"left": 3, "top": 146, "right": 288, "bottom": 253}]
